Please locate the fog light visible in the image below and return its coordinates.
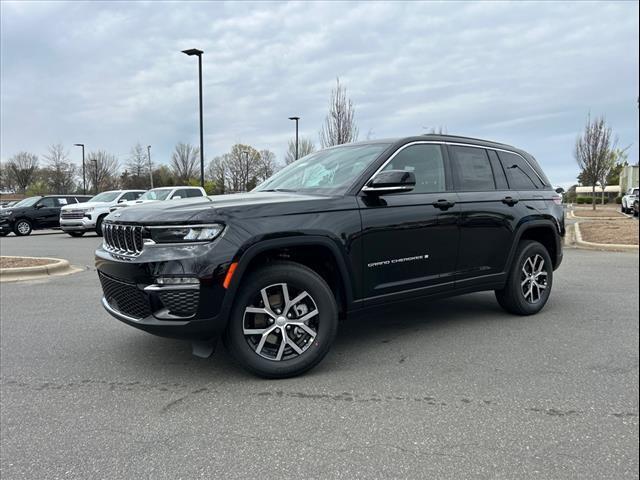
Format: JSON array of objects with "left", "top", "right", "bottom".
[{"left": 156, "top": 276, "right": 199, "bottom": 285}]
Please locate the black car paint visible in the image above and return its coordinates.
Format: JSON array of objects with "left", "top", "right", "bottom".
[
  {"left": 95, "top": 135, "right": 564, "bottom": 340},
  {"left": 0, "top": 195, "right": 92, "bottom": 234}
]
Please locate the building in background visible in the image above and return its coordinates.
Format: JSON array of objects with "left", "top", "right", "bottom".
[
  {"left": 575, "top": 185, "right": 620, "bottom": 202},
  {"left": 619, "top": 164, "right": 639, "bottom": 193}
]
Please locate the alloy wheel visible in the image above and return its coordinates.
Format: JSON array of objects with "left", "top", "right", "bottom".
[
  {"left": 17, "top": 221, "right": 30, "bottom": 235},
  {"left": 520, "top": 254, "right": 548, "bottom": 303},
  {"left": 243, "top": 283, "right": 319, "bottom": 361}
]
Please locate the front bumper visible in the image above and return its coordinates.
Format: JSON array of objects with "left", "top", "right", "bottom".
[
  {"left": 0, "top": 220, "right": 12, "bottom": 233},
  {"left": 95, "top": 235, "right": 238, "bottom": 340},
  {"left": 60, "top": 216, "right": 96, "bottom": 232}
]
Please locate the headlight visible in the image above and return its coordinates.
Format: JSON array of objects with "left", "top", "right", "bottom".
[
  {"left": 147, "top": 224, "right": 224, "bottom": 244},
  {"left": 84, "top": 207, "right": 94, "bottom": 213},
  {"left": 1, "top": 211, "right": 11, "bottom": 216}
]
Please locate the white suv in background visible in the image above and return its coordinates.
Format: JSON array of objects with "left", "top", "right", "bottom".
[
  {"left": 621, "top": 187, "right": 639, "bottom": 214},
  {"left": 109, "top": 186, "right": 206, "bottom": 213},
  {"left": 60, "top": 190, "right": 145, "bottom": 237}
]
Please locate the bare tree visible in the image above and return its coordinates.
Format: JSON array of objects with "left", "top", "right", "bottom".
[
  {"left": 207, "top": 154, "right": 231, "bottom": 194},
  {"left": 257, "top": 149, "right": 277, "bottom": 183},
  {"left": 171, "top": 143, "right": 199, "bottom": 183},
  {"left": 226, "top": 144, "right": 260, "bottom": 192},
  {"left": 574, "top": 114, "right": 616, "bottom": 210},
  {"left": 6, "top": 152, "right": 39, "bottom": 194},
  {"left": 285, "top": 137, "right": 315, "bottom": 165},
  {"left": 86, "top": 150, "right": 120, "bottom": 193},
  {"left": 43, "top": 144, "right": 77, "bottom": 193},
  {"left": 319, "top": 77, "right": 359, "bottom": 147},
  {"left": 124, "top": 143, "right": 150, "bottom": 189}
]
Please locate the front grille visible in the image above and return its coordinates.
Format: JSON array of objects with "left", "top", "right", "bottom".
[
  {"left": 103, "top": 223, "right": 144, "bottom": 257},
  {"left": 99, "top": 272, "right": 151, "bottom": 319},
  {"left": 61, "top": 210, "right": 84, "bottom": 219},
  {"left": 158, "top": 290, "right": 199, "bottom": 317}
]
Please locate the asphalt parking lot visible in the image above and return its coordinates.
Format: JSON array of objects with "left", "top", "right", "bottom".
[{"left": 1, "top": 231, "right": 638, "bottom": 479}]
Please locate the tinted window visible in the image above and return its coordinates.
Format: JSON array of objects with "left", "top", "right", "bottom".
[
  {"left": 382, "top": 144, "right": 446, "bottom": 194},
  {"left": 498, "top": 151, "right": 540, "bottom": 190},
  {"left": 38, "top": 197, "right": 58, "bottom": 208},
  {"left": 186, "top": 189, "right": 203, "bottom": 197},
  {"left": 172, "top": 189, "right": 188, "bottom": 199},
  {"left": 449, "top": 146, "right": 495, "bottom": 191},
  {"left": 122, "top": 191, "right": 142, "bottom": 201},
  {"left": 487, "top": 150, "right": 509, "bottom": 190}
]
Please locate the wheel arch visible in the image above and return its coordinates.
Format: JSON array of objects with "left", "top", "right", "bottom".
[
  {"left": 506, "top": 220, "right": 561, "bottom": 272},
  {"left": 224, "top": 236, "right": 356, "bottom": 318}
]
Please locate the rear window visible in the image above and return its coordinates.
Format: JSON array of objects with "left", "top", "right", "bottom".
[
  {"left": 449, "top": 146, "right": 496, "bottom": 191},
  {"left": 498, "top": 151, "right": 542, "bottom": 190}
]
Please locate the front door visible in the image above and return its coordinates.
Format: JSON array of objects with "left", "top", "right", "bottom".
[
  {"left": 358, "top": 143, "right": 460, "bottom": 305},
  {"left": 33, "top": 197, "right": 62, "bottom": 228}
]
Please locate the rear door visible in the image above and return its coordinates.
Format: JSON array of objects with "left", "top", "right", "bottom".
[
  {"left": 359, "top": 142, "right": 460, "bottom": 304},
  {"left": 447, "top": 145, "right": 517, "bottom": 288}
]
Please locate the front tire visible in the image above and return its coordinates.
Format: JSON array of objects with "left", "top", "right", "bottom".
[
  {"left": 95, "top": 215, "right": 106, "bottom": 236},
  {"left": 13, "top": 219, "right": 32, "bottom": 236},
  {"left": 225, "top": 261, "right": 338, "bottom": 378},
  {"left": 495, "top": 240, "right": 553, "bottom": 315}
]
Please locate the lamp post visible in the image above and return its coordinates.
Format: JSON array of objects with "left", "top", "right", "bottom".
[
  {"left": 288, "top": 116, "right": 300, "bottom": 160},
  {"left": 147, "top": 145, "right": 154, "bottom": 188},
  {"left": 91, "top": 158, "right": 98, "bottom": 194},
  {"left": 182, "top": 48, "right": 205, "bottom": 188},
  {"left": 74, "top": 143, "right": 86, "bottom": 194}
]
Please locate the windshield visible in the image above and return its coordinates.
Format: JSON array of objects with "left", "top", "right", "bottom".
[
  {"left": 255, "top": 143, "right": 391, "bottom": 194},
  {"left": 139, "top": 189, "right": 172, "bottom": 201},
  {"left": 89, "top": 191, "right": 120, "bottom": 203},
  {"left": 12, "top": 196, "right": 41, "bottom": 208}
]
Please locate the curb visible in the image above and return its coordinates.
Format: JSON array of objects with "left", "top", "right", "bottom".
[
  {"left": 0, "top": 256, "right": 82, "bottom": 282},
  {"left": 568, "top": 210, "right": 629, "bottom": 220},
  {"left": 573, "top": 223, "right": 639, "bottom": 252}
]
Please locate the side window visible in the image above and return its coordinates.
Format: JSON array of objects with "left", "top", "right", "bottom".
[
  {"left": 381, "top": 144, "right": 446, "bottom": 194},
  {"left": 38, "top": 197, "right": 58, "bottom": 208},
  {"left": 487, "top": 150, "right": 509, "bottom": 190},
  {"left": 122, "top": 192, "right": 140, "bottom": 201},
  {"left": 449, "top": 146, "right": 496, "bottom": 191},
  {"left": 498, "top": 151, "right": 540, "bottom": 190},
  {"left": 171, "top": 189, "right": 187, "bottom": 199},
  {"left": 58, "top": 197, "right": 69, "bottom": 206},
  {"left": 187, "top": 189, "right": 204, "bottom": 197}
]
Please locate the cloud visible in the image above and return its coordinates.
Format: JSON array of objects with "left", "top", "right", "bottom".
[{"left": 1, "top": 0, "right": 638, "bottom": 187}]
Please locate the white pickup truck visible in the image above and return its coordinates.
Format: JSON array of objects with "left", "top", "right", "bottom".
[
  {"left": 621, "top": 187, "right": 639, "bottom": 214},
  {"left": 60, "top": 190, "right": 146, "bottom": 237},
  {"left": 109, "top": 186, "right": 207, "bottom": 213}
]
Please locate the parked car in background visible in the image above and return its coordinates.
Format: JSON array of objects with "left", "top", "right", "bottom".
[
  {"left": 621, "top": 187, "right": 639, "bottom": 214},
  {"left": 0, "top": 200, "right": 18, "bottom": 210},
  {"left": 0, "top": 195, "right": 92, "bottom": 236},
  {"left": 60, "top": 190, "right": 146, "bottom": 237},
  {"left": 109, "top": 186, "right": 206, "bottom": 212}
]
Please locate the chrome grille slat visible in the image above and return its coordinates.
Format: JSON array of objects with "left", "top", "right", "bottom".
[{"left": 102, "top": 223, "right": 144, "bottom": 257}]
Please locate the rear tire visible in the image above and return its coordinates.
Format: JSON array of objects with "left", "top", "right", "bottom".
[
  {"left": 67, "top": 231, "right": 85, "bottom": 237},
  {"left": 224, "top": 261, "right": 338, "bottom": 378},
  {"left": 13, "top": 219, "right": 32, "bottom": 236},
  {"left": 495, "top": 240, "right": 553, "bottom": 315}
]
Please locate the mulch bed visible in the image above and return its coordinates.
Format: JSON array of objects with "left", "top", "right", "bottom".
[
  {"left": 573, "top": 209, "right": 626, "bottom": 218},
  {"left": 0, "top": 257, "right": 54, "bottom": 269},
  {"left": 579, "top": 221, "right": 639, "bottom": 245}
]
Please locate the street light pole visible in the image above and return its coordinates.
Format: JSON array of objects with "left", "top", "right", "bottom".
[
  {"left": 182, "top": 48, "right": 205, "bottom": 188},
  {"left": 147, "top": 145, "right": 154, "bottom": 188},
  {"left": 74, "top": 143, "right": 86, "bottom": 194},
  {"left": 288, "top": 116, "right": 300, "bottom": 160},
  {"left": 91, "top": 159, "right": 98, "bottom": 194}
]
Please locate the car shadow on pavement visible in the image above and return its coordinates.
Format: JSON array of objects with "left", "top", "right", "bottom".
[{"left": 106, "top": 291, "right": 514, "bottom": 381}]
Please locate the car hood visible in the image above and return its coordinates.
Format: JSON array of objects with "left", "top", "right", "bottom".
[{"left": 106, "top": 191, "right": 348, "bottom": 224}]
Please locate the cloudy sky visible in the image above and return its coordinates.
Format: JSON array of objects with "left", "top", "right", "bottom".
[{"left": 1, "top": 1, "right": 638, "bottom": 187}]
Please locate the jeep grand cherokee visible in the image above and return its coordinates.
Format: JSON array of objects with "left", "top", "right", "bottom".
[{"left": 95, "top": 135, "right": 564, "bottom": 378}]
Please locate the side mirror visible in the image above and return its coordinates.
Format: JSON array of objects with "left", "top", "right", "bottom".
[
  {"left": 363, "top": 170, "right": 416, "bottom": 194},
  {"left": 555, "top": 187, "right": 565, "bottom": 194},
  {"left": 118, "top": 198, "right": 126, "bottom": 203},
  {"left": 172, "top": 195, "right": 182, "bottom": 200},
  {"left": 34, "top": 203, "right": 44, "bottom": 209}
]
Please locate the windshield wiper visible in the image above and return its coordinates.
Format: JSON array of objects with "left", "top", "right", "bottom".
[{"left": 259, "top": 188, "right": 298, "bottom": 193}]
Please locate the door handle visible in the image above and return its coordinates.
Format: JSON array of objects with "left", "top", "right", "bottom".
[
  {"left": 502, "top": 196, "right": 519, "bottom": 206},
  {"left": 432, "top": 199, "right": 455, "bottom": 210}
]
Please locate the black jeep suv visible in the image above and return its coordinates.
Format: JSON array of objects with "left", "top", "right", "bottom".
[
  {"left": 0, "top": 195, "right": 92, "bottom": 236},
  {"left": 96, "top": 135, "right": 564, "bottom": 378}
]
